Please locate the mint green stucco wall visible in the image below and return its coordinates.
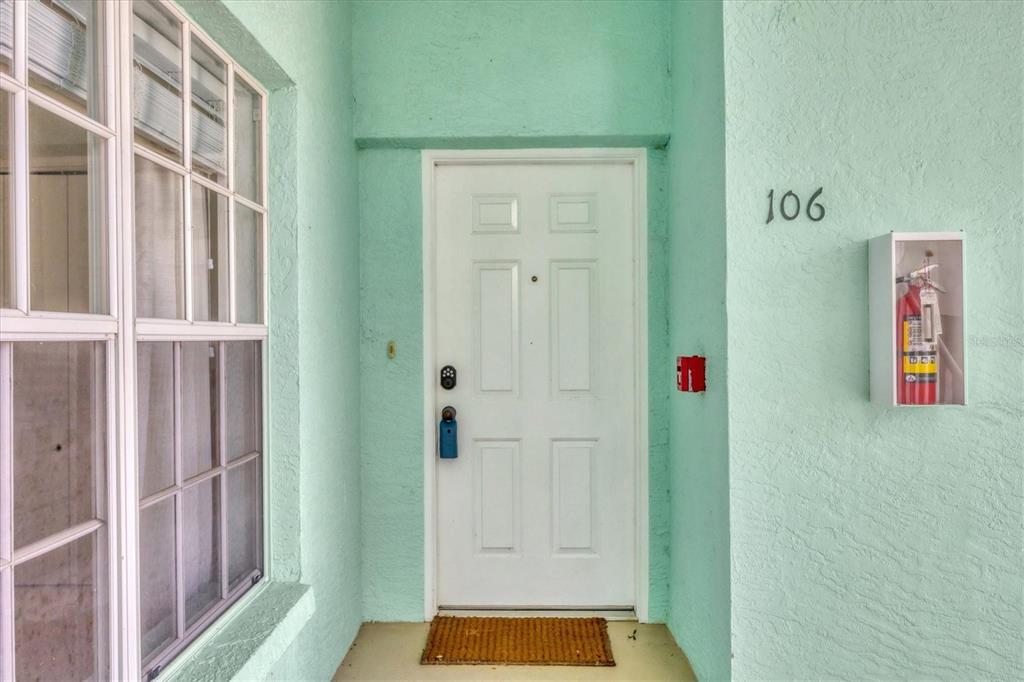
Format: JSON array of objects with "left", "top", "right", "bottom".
[
  {"left": 723, "top": 2, "right": 1024, "bottom": 679},
  {"left": 353, "top": 0, "right": 670, "bottom": 142},
  {"left": 355, "top": 0, "right": 674, "bottom": 623},
  {"left": 358, "top": 148, "right": 424, "bottom": 621},
  {"left": 165, "top": 2, "right": 1022, "bottom": 680},
  {"left": 180, "top": 1, "right": 364, "bottom": 679},
  {"left": 667, "top": 2, "right": 731, "bottom": 680}
]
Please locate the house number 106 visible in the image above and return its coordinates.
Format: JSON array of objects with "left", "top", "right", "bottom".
[{"left": 766, "top": 187, "right": 825, "bottom": 224}]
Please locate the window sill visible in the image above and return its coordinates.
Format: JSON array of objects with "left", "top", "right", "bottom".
[{"left": 161, "top": 581, "right": 315, "bottom": 681}]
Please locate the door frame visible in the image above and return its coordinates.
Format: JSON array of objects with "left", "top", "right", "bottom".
[{"left": 421, "top": 148, "right": 649, "bottom": 622}]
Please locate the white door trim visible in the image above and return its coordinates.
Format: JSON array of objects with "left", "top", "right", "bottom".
[{"left": 420, "top": 148, "right": 649, "bottom": 622}]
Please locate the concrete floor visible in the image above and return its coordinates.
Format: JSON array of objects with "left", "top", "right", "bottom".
[{"left": 332, "top": 621, "right": 696, "bottom": 681}]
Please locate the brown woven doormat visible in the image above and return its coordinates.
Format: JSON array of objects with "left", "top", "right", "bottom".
[{"left": 420, "top": 616, "right": 615, "bottom": 667}]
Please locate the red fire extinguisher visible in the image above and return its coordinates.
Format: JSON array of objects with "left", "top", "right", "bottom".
[{"left": 895, "top": 261, "right": 941, "bottom": 405}]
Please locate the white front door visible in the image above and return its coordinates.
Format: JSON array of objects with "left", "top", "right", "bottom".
[{"left": 433, "top": 156, "right": 640, "bottom": 609}]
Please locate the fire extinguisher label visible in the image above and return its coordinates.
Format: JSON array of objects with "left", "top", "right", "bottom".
[{"left": 902, "top": 315, "right": 937, "bottom": 383}]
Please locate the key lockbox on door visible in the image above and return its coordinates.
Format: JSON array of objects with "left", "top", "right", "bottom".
[{"left": 439, "top": 406, "right": 457, "bottom": 459}]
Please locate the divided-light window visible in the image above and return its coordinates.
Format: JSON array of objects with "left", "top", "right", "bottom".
[{"left": 0, "top": 0, "right": 268, "bottom": 678}]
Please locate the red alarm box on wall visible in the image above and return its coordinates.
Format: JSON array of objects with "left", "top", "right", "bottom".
[{"left": 677, "top": 356, "right": 706, "bottom": 392}]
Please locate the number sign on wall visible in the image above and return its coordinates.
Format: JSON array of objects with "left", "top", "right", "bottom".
[{"left": 766, "top": 187, "right": 825, "bottom": 224}]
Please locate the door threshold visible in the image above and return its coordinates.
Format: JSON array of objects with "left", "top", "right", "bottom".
[{"left": 437, "top": 607, "right": 637, "bottom": 621}]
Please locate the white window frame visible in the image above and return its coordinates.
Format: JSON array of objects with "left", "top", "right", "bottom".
[{"left": 0, "top": 1, "right": 270, "bottom": 678}]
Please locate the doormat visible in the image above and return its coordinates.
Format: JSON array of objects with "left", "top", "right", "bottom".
[{"left": 420, "top": 616, "right": 615, "bottom": 667}]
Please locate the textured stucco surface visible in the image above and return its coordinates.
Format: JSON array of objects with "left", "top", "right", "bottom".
[
  {"left": 161, "top": 2, "right": 1024, "bottom": 680},
  {"left": 183, "top": 1, "right": 364, "bottom": 679},
  {"left": 263, "top": 84, "right": 303, "bottom": 583},
  {"left": 723, "top": 1, "right": 1024, "bottom": 678},
  {"left": 352, "top": 0, "right": 671, "bottom": 142},
  {"left": 164, "top": 583, "right": 314, "bottom": 681},
  {"left": 646, "top": 147, "right": 672, "bottom": 624},
  {"left": 354, "top": 0, "right": 673, "bottom": 623},
  {"left": 666, "top": 2, "right": 732, "bottom": 680},
  {"left": 358, "top": 149, "right": 425, "bottom": 621}
]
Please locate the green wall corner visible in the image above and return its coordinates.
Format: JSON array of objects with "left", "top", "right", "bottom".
[{"left": 667, "top": 1, "right": 732, "bottom": 680}]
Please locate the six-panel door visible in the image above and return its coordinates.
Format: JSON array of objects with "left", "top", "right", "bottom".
[{"left": 435, "top": 161, "right": 637, "bottom": 608}]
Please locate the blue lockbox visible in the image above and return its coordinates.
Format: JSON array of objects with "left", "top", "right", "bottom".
[{"left": 439, "top": 406, "right": 457, "bottom": 459}]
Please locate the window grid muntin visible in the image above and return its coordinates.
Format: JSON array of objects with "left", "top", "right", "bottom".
[
  {"left": 191, "top": 180, "right": 230, "bottom": 323},
  {"left": 132, "top": 7, "right": 267, "bottom": 330},
  {"left": 0, "top": 1, "right": 269, "bottom": 678},
  {"left": 136, "top": 339, "right": 262, "bottom": 674},
  {"left": 0, "top": 0, "right": 121, "bottom": 320},
  {"left": 0, "top": 337, "right": 117, "bottom": 680},
  {"left": 140, "top": 449, "right": 260, "bottom": 512},
  {"left": 0, "top": 0, "right": 121, "bottom": 676},
  {"left": 0, "top": 344, "right": 10, "bottom": 569},
  {"left": 27, "top": 88, "right": 115, "bottom": 139},
  {"left": 0, "top": 306, "right": 10, "bottom": 682},
  {"left": 232, "top": 73, "right": 263, "bottom": 204},
  {"left": 131, "top": 0, "right": 185, "bottom": 163},
  {"left": 188, "top": 31, "right": 228, "bottom": 190},
  {"left": 137, "top": 337, "right": 264, "bottom": 673},
  {"left": 132, "top": 2, "right": 267, "bottom": 675},
  {"left": 27, "top": 99, "right": 111, "bottom": 315},
  {"left": 9, "top": 341, "right": 109, "bottom": 550},
  {"left": 26, "top": 0, "right": 108, "bottom": 128},
  {"left": 0, "top": 78, "right": 120, "bottom": 321},
  {"left": 13, "top": 525, "right": 110, "bottom": 680}
]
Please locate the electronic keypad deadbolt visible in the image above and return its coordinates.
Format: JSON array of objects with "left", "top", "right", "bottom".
[{"left": 440, "top": 365, "right": 456, "bottom": 390}]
